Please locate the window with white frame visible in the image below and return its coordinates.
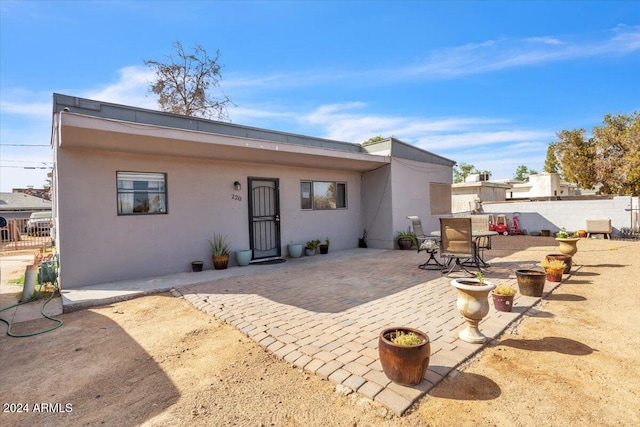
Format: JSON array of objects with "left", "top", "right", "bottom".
[
  {"left": 300, "top": 181, "right": 347, "bottom": 210},
  {"left": 117, "top": 172, "right": 167, "bottom": 215}
]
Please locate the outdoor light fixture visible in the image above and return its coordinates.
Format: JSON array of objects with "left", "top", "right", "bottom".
[{"left": 234, "top": 181, "right": 241, "bottom": 191}]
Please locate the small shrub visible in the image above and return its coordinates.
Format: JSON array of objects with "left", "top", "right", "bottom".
[
  {"left": 391, "top": 330, "right": 423, "bottom": 346},
  {"left": 493, "top": 284, "right": 516, "bottom": 296},
  {"left": 541, "top": 258, "right": 566, "bottom": 270}
]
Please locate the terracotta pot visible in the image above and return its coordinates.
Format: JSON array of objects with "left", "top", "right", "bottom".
[
  {"left": 378, "top": 327, "right": 430, "bottom": 386},
  {"left": 450, "top": 278, "right": 496, "bottom": 343},
  {"left": 492, "top": 293, "right": 514, "bottom": 312},
  {"left": 212, "top": 254, "right": 229, "bottom": 270},
  {"left": 545, "top": 268, "right": 564, "bottom": 282},
  {"left": 578, "top": 230, "right": 587, "bottom": 238},
  {"left": 515, "top": 269, "right": 546, "bottom": 297},
  {"left": 546, "top": 253, "right": 572, "bottom": 274}
]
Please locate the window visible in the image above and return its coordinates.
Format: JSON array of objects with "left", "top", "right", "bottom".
[
  {"left": 117, "top": 172, "right": 167, "bottom": 215},
  {"left": 300, "top": 181, "right": 347, "bottom": 210}
]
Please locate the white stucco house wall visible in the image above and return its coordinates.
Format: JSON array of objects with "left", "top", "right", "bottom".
[
  {"left": 503, "top": 173, "right": 581, "bottom": 199},
  {"left": 50, "top": 94, "right": 455, "bottom": 289}
]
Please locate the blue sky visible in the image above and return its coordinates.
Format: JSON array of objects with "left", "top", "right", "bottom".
[{"left": 1, "top": 0, "right": 639, "bottom": 192}]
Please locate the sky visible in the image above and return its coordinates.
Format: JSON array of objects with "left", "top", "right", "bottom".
[{"left": 1, "top": 0, "right": 639, "bottom": 192}]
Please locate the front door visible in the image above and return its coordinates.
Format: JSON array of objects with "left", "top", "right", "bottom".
[{"left": 248, "top": 178, "right": 281, "bottom": 260}]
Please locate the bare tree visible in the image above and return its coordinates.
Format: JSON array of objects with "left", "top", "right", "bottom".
[{"left": 144, "top": 41, "right": 233, "bottom": 120}]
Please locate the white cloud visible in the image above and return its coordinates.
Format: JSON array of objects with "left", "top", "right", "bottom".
[
  {"left": 223, "top": 26, "right": 640, "bottom": 88},
  {"left": 83, "top": 66, "right": 156, "bottom": 109},
  {"left": 0, "top": 88, "right": 51, "bottom": 116}
]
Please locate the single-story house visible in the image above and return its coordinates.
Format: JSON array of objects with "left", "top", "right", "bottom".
[
  {"left": 51, "top": 94, "right": 455, "bottom": 289},
  {"left": 0, "top": 191, "right": 52, "bottom": 220}
]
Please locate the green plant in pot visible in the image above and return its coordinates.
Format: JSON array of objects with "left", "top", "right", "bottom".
[
  {"left": 319, "top": 237, "right": 330, "bottom": 254},
  {"left": 305, "top": 239, "right": 320, "bottom": 256},
  {"left": 492, "top": 283, "right": 516, "bottom": 312},
  {"left": 396, "top": 230, "right": 416, "bottom": 250},
  {"left": 378, "top": 327, "right": 430, "bottom": 386},
  {"left": 555, "top": 227, "right": 579, "bottom": 257},
  {"left": 209, "top": 233, "right": 231, "bottom": 270}
]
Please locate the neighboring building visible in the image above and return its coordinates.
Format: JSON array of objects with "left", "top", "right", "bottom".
[
  {"left": 452, "top": 174, "right": 511, "bottom": 214},
  {"left": 0, "top": 192, "right": 52, "bottom": 220},
  {"left": 51, "top": 94, "right": 455, "bottom": 288},
  {"left": 13, "top": 187, "right": 51, "bottom": 201},
  {"left": 452, "top": 172, "right": 583, "bottom": 214},
  {"left": 503, "top": 173, "right": 581, "bottom": 199}
]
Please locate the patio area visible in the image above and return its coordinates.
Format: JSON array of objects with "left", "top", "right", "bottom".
[{"left": 172, "top": 238, "right": 564, "bottom": 416}]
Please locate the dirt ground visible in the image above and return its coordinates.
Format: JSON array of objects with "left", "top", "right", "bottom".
[{"left": 1, "top": 237, "right": 639, "bottom": 426}]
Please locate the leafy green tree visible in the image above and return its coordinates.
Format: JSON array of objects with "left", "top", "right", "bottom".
[
  {"left": 553, "top": 128, "right": 596, "bottom": 189},
  {"left": 453, "top": 163, "right": 478, "bottom": 183},
  {"left": 513, "top": 165, "right": 538, "bottom": 181},
  {"left": 591, "top": 113, "right": 640, "bottom": 195},
  {"left": 543, "top": 143, "right": 560, "bottom": 174},
  {"left": 553, "top": 112, "right": 639, "bottom": 195},
  {"left": 145, "top": 41, "right": 233, "bottom": 120}
]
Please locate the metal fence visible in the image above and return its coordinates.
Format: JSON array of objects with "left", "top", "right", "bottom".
[{"left": 0, "top": 217, "right": 54, "bottom": 252}]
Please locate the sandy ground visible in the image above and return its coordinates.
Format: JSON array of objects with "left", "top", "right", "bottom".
[{"left": 1, "top": 237, "right": 639, "bottom": 426}]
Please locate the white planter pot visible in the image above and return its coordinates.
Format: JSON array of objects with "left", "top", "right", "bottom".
[{"left": 451, "top": 278, "right": 496, "bottom": 343}]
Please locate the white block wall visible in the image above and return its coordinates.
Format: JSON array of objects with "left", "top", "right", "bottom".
[{"left": 481, "top": 196, "right": 639, "bottom": 235}]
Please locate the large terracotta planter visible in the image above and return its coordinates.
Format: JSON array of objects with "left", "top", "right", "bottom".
[
  {"left": 450, "top": 278, "right": 496, "bottom": 343},
  {"left": 515, "top": 269, "right": 546, "bottom": 297},
  {"left": 556, "top": 237, "right": 579, "bottom": 257},
  {"left": 546, "top": 253, "right": 572, "bottom": 274},
  {"left": 378, "top": 327, "right": 430, "bottom": 386}
]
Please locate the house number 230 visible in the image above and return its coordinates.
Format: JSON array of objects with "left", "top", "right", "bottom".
[{"left": 231, "top": 194, "right": 242, "bottom": 201}]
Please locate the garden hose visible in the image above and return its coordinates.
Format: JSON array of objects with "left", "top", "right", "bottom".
[{"left": 0, "top": 263, "right": 63, "bottom": 338}]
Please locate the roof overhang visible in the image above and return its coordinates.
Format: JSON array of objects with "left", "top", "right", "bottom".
[{"left": 57, "top": 113, "right": 390, "bottom": 172}]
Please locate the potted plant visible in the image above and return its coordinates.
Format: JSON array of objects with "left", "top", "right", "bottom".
[
  {"left": 555, "top": 227, "right": 579, "bottom": 257},
  {"left": 450, "top": 273, "right": 496, "bottom": 343},
  {"left": 305, "top": 239, "right": 320, "bottom": 256},
  {"left": 235, "top": 249, "right": 252, "bottom": 267},
  {"left": 319, "top": 237, "right": 330, "bottom": 254},
  {"left": 358, "top": 230, "right": 368, "bottom": 248},
  {"left": 288, "top": 242, "right": 303, "bottom": 258},
  {"left": 515, "top": 269, "right": 546, "bottom": 297},
  {"left": 541, "top": 258, "right": 566, "bottom": 282},
  {"left": 492, "top": 283, "right": 516, "bottom": 312},
  {"left": 546, "top": 253, "right": 572, "bottom": 274},
  {"left": 209, "top": 233, "right": 231, "bottom": 270},
  {"left": 191, "top": 261, "right": 203, "bottom": 272},
  {"left": 378, "top": 327, "right": 430, "bottom": 386},
  {"left": 396, "top": 230, "right": 416, "bottom": 250}
]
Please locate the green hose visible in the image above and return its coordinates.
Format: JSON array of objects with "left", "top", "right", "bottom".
[{"left": 0, "top": 261, "right": 63, "bottom": 338}]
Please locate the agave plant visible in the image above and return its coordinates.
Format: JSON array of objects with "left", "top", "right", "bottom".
[{"left": 209, "top": 233, "right": 231, "bottom": 256}]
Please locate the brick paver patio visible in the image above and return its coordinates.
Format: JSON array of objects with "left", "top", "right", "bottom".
[{"left": 174, "top": 248, "right": 564, "bottom": 416}]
